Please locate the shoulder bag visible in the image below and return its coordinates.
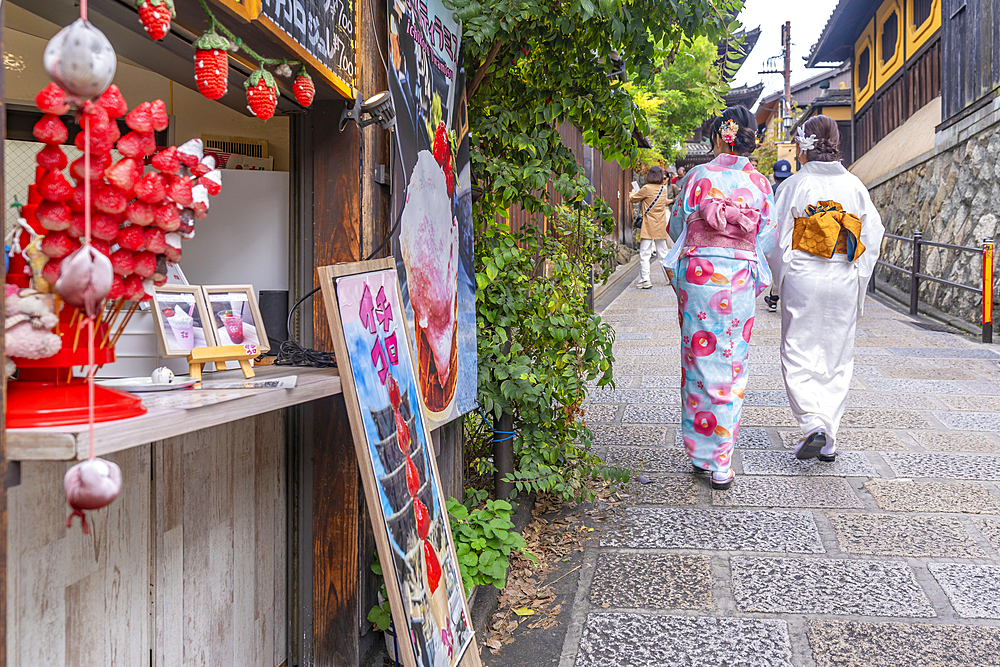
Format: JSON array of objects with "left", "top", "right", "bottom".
[{"left": 633, "top": 186, "right": 665, "bottom": 230}]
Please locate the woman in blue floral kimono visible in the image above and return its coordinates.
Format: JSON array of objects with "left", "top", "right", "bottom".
[{"left": 662, "top": 106, "right": 777, "bottom": 490}]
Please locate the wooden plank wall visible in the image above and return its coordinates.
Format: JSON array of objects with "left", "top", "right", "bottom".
[
  {"left": 503, "top": 122, "right": 630, "bottom": 244},
  {"left": 941, "top": 0, "right": 1000, "bottom": 121},
  {"left": 6, "top": 413, "right": 287, "bottom": 667},
  {"left": 7, "top": 448, "right": 150, "bottom": 665}
]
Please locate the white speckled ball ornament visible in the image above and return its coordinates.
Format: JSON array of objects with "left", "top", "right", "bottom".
[
  {"left": 151, "top": 367, "right": 175, "bottom": 384},
  {"left": 43, "top": 18, "right": 117, "bottom": 100}
]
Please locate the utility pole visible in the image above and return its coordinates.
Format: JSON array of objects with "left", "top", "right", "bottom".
[
  {"left": 782, "top": 21, "right": 792, "bottom": 132},
  {"left": 760, "top": 21, "right": 795, "bottom": 139}
]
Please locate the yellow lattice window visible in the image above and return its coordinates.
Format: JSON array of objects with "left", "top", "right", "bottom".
[
  {"left": 906, "top": 0, "right": 940, "bottom": 56},
  {"left": 854, "top": 18, "right": 875, "bottom": 108},
  {"left": 876, "top": 0, "right": 905, "bottom": 88}
]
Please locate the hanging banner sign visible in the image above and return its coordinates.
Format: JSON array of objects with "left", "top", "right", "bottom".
[
  {"left": 318, "top": 260, "right": 480, "bottom": 667},
  {"left": 256, "top": 0, "right": 357, "bottom": 97},
  {"left": 388, "top": 0, "right": 476, "bottom": 426}
]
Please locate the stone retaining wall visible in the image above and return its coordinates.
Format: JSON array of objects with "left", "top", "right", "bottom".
[{"left": 866, "top": 100, "right": 1000, "bottom": 333}]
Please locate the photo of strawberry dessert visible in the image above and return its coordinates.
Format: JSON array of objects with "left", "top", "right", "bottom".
[{"left": 399, "top": 134, "right": 459, "bottom": 413}]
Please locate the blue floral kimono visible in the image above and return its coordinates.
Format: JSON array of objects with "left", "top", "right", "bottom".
[{"left": 661, "top": 154, "right": 777, "bottom": 473}]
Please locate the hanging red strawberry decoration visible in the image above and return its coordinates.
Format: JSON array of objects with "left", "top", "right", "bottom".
[
  {"left": 193, "top": 31, "right": 230, "bottom": 100},
  {"left": 245, "top": 68, "right": 278, "bottom": 120},
  {"left": 136, "top": 0, "right": 175, "bottom": 41},
  {"left": 293, "top": 70, "right": 315, "bottom": 107}
]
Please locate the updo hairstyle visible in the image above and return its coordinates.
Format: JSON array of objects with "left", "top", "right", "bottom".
[
  {"left": 799, "top": 115, "right": 841, "bottom": 162},
  {"left": 710, "top": 105, "right": 757, "bottom": 156}
]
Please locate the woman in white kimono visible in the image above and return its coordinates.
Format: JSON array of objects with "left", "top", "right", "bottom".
[{"left": 767, "top": 115, "right": 885, "bottom": 461}]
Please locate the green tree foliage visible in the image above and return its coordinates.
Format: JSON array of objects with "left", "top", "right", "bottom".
[
  {"left": 628, "top": 36, "right": 730, "bottom": 168},
  {"left": 449, "top": 0, "right": 744, "bottom": 218}
]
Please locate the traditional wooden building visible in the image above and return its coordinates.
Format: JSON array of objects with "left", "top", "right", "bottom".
[
  {"left": 807, "top": 0, "right": 943, "bottom": 181},
  {"left": 806, "top": 0, "right": 1000, "bottom": 332}
]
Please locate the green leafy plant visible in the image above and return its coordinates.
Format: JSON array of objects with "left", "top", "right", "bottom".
[
  {"left": 473, "top": 203, "right": 630, "bottom": 503},
  {"left": 446, "top": 494, "right": 533, "bottom": 595},
  {"left": 367, "top": 557, "right": 393, "bottom": 632}
]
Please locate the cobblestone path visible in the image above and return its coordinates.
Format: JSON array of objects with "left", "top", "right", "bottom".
[{"left": 562, "top": 270, "right": 1000, "bottom": 667}]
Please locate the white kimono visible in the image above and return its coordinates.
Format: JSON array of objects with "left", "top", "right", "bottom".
[{"left": 767, "top": 161, "right": 885, "bottom": 444}]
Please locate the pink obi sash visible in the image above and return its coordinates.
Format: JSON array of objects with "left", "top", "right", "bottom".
[{"left": 684, "top": 196, "right": 759, "bottom": 252}]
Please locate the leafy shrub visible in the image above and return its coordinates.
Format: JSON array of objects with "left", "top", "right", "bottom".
[
  {"left": 446, "top": 492, "right": 532, "bottom": 595},
  {"left": 474, "top": 203, "right": 630, "bottom": 503}
]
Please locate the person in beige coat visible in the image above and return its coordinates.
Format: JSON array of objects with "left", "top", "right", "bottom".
[{"left": 630, "top": 165, "right": 673, "bottom": 289}]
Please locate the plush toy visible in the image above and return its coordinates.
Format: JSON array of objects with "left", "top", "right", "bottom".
[{"left": 4, "top": 284, "right": 62, "bottom": 377}]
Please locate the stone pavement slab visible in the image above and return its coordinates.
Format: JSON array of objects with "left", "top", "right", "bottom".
[
  {"left": 601, "top": 507, "right": 824, "bottom": 553},
  {"left": 806, "top": 620, "right": 1000, "bottom": 667},
  {"left": 910, "top": 431, "right": 1000, "bottom": 452},
  {"left": 741, "top": 451, "right": 879, "bottom": 477},
  {"left": 575, "top": 613, "right": 794, "bottom": 667},
  {"left": 839, "top": 408, "right": 933, "bottom": 429},
  {"left": 883, "top": 366, "right": 981, "bottom": 380},
  {"left": 927, "top": 563, "right": 1000, "bottom": 618},
  {"left": 638, "top": 375, "right": 680, "bottom": 388},
  {"left": 602, "top": 446, "right": 692, "bottom": 472},
  {"left": 586, "top": 388, "right": 676, "bottom": 404},
  {"left": 713, "top": 477, "right": 864, "bottom": 509},
  {"left": 881, "top": 452, "right": 1000, "bottom": 480},
  {"left": 827, "top": 512, "right": 987, "bottom": 558},
  {"left": 589, "top": 424, "right": 667, "bottom": 446},
  {"left": 580, "top": 403, "right": 617, "bottom": 422},
  {"left": 976, "top": 517, "right": 1000, "bottom": 553},
  {"left": 938, "top": 395, "right": 1000, "bottom": 411},
  {"left": 888, "top": 347, "right": 1000, "bottom": 359},
  {"left": 861, "top": 378, "right": 970, "bottom": 394},
  {"left": 621, "top": 404, "right": 681, "bottom": 423},
  {"left": 589, "top": 553, "right": 711, "bottom": 610},
  {"left": 731, "top": 556, "right": 935, "bottom": 617},
  {"left": 623, "top": 475, "right": 700, "bottom": 505},
  {"left": 932, "top": 411, "right": 1000, "bottom": 431},
  {"left": 864, "top": 479, "right": 1000, "bottom": 513}
]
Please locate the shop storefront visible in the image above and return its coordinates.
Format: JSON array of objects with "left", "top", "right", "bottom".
[{"left": 0, "top": 0, "right": 457, "bottom": 663}]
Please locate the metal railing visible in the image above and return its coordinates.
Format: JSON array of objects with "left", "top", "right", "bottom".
[{"left": 868, "top": 230, "right": 995, "bottom": 343}]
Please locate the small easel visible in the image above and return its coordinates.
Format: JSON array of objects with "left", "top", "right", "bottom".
[{"left": 187, "top": 343, "right": 259, "bottom": 379}]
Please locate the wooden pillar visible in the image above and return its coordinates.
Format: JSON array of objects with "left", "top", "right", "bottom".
[{"left": 358, "top": 0, "right": 392, "bottom": 260}]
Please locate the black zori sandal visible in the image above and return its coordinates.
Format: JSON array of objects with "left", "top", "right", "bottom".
[{"left": 795, "top": 431, "right": 828, "bottom": 461}]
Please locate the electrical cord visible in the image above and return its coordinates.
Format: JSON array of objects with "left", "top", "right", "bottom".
[{"left": 274, "top": 198, "right": 406, "bottom": 368}]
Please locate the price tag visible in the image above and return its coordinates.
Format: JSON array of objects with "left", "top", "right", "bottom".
[{"left": 243, "top": 344, "right": 259, "bottom": 356}]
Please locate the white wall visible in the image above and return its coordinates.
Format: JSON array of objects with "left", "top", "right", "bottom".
[{"left": 179, "top": 170, "right": 290, "bottom": 291}]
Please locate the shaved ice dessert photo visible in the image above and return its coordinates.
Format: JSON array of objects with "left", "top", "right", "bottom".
[{"left": 399, "top": 143, "right": 459, "bottom": 413}]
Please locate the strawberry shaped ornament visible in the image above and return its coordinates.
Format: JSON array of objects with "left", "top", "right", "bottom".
[
  {"left": 245, "top": 68, "right": 278, "bottom": 120},
  {"left": 136, "top": 0, "right": 175, "bottom": 41},
  {"left": 43, "top": 19, "right": 116, "bottom": 101},
  {"left": 293, "top": 70, "right": 315, "bottom": 107},
  {"left": 193, "top": 31, "right": 230, "bottom": 100}
]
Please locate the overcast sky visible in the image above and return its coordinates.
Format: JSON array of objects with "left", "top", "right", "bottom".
[{"left": 729, "top": 0, "right": 842, "bottom": 110}]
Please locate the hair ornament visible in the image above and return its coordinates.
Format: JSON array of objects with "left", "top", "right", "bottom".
[
  {"left": 795, "top": 126, "right": 817, "bottom": 151},
  {"left": 720, "top": 119, "right": 740, "bottom": 146}
]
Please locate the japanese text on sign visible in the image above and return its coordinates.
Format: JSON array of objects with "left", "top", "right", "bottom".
[
  {"left": 260, "top": 0, "right": 357, "bottom": 86},
  {"left": 360, "top": 282, "right": 399, "bottom": 384}
]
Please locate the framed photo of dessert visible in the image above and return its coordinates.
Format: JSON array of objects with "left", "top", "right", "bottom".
[
  {"left": 318, "top": 259, "right": 479, "bottom": 667},
  {"left": 201, "top": 285, "right": 270, "bottom": 354},
  {"left": 150, "top": 285, "right": 217, "bottom": 356}
]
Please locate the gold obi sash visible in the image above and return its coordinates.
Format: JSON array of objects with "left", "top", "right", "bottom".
[{"left": 792, "top": 201, "right": 865, "bottom": 261}]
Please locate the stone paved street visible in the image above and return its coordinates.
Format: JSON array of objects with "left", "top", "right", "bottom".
[{"left": 495, "top": 268, "right": 1000, "bottom": 667}]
